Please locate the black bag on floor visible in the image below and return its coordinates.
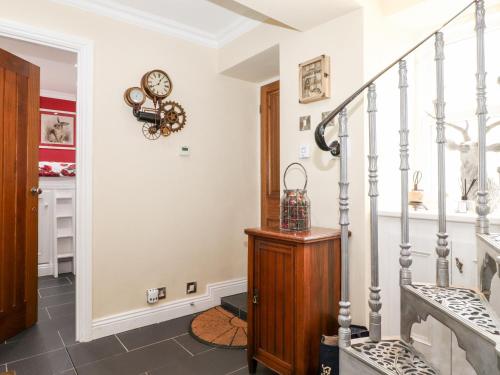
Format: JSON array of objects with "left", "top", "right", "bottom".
[{"left": 318, "top": 325, "right": 369, "bottom": 375}]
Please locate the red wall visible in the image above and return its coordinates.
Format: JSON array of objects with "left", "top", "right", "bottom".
[{"left": 39, "top": 96, "right": 76, "bottom": 163}]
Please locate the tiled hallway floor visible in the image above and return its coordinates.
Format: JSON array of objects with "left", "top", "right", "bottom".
[{"left": 0, "top": 276, "right": 274, "bottom": 375}]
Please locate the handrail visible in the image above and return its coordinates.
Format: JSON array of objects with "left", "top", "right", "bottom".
[{"left": 315, "top": 0, "right": 477, "bottom": 152}]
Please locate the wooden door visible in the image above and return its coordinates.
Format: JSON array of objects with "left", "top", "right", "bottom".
[
  {"left": 260, "top": 81, "right": 280, "bottom": 228},
  {"left": 0, "top": 48, "right": 40, "bottom": 341},
  {"left": 254, "top": 239, "right": 293, "bottom": 373}
]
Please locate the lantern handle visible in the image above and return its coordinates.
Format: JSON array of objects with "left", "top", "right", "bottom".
[{"left": 283, "top": 162, "right": 308, "bottom": 191}]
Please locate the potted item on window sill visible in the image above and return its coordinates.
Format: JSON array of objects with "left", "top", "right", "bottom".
[{"left": 457, "top": 178, "right": 476, "bottom": 213}]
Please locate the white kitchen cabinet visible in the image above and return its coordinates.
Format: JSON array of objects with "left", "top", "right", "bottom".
[{"left": 38, "top": 177, "right": 75, "bottom": 277}]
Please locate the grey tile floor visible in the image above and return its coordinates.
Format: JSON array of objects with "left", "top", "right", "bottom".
[{"left": 0, "top": 276, "right": 274, "bottom": 375}]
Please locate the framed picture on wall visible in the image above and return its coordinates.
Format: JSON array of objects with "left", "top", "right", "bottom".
[
  {"left": 40, "top": 111, "right": 76, "bottom": 150},
  {"left": 299, "top": 55, "right": 330, "bottom": 104}
]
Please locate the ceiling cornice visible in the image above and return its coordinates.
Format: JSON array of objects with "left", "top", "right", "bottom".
[{"left": 51, "top": 0, "right": 260, "bottom": 48}]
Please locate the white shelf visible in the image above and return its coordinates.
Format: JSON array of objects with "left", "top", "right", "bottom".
[
  {"left": 56, "top": 214, "right": 73, "bottom": 219},
  {"left": 58, "top": 253, "right": 74, "bottom": 259},
  {"left": 57, "top": 230, "right": 74, "bottom": 238},
  {"left": 56, "top": 193, "right": 73, "bottom": 200}
]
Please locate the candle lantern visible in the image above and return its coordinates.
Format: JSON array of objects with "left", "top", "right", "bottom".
[{"left": 280, "top": 163, "right": 311, "bottom": 231}]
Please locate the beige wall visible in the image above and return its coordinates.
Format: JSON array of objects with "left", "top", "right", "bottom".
[
  {"left": 0, "top": 0, "right": 259, "bottom": 319},
  {"left": 220, "top": 9, "right": 369, "bottom": 326}
]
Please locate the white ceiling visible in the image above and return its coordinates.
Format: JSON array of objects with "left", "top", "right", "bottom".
[
  {"left": 222, "top": 44, "right": 279, "bottom": 82},
  {"left": 231, "top": 0, "right": 361, "bottom": 31},
  {"left": 0, "top": 36, "right": 77, "bottom": 97},
  {"left": 52, "top": 0, "right": 262, "bottom": 48}
]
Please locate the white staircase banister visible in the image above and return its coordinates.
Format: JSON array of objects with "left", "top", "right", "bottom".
[
  {"left": 399, "top": 60, "right": 412, "bottom": 287},
  {"left": 367, "top": 84, "right": 381, "bottom": 343},
  {"left": 475, "top": 0, "right": 490, "bottom": 235},
  {"left": 338, "top": 107, "right": 352, "bottom": 348},
  {"left": 434, "top": 31, "right": 450, "bottom": 288}
]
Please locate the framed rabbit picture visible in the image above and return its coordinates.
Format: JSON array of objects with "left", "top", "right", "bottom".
[{"left": 40, "top": 110, "right": 76, "bottom": 149}]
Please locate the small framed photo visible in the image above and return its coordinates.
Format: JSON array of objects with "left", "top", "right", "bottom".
[
  {"left": 40, "top": 111, "right": 76, "bottom": 149},
  {"left": 299, "top": 55, "right": 330, "bottom": 104},
  {"left": 299, "top": 115, "right": 311, "bottom": 131}
]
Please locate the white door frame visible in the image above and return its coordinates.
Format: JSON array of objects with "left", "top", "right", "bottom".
[{"left": 0, "top": 19, "right": 94, "bottom": 342}]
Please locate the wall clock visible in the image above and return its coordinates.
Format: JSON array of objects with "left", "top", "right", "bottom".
[
  {"left": 141, "top": 69, "right": 172, "bottom": 103},
  {"left": 124, "top": 69, "right": 186, "bottom": 141}
]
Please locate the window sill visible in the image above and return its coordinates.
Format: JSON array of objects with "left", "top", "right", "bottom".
[{"left": 379, "top": 209, "right": 500, "bottom": 225}]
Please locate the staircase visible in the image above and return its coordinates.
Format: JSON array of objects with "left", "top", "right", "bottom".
[{"left": 314, "top": 1, "right": 500, "bottom": 374}]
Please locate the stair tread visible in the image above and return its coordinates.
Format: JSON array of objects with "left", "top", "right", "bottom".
[
  {"left": 478, "top": 233, "right": 500, "bottom": 255},
  {"left": 408, "top": 283, "right": 500, "bottom": 337},
  {"left": 347, "top": 337, "right": 438, "bottom": 374}
]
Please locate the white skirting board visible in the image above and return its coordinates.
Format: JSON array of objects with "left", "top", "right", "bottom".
[{"left": 91, "top": 277, "right": 247, "bottom": 340}]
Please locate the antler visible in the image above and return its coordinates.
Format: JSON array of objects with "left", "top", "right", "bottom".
[
  {"left": 486, "top": 120, "right": 500, "bottom": 133},
  {"left": 426, "top": 112, "right": 471, "bottom": 141}
]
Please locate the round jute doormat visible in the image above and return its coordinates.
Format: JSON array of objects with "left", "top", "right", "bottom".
[{"left": 189, "top": 306, "right": 247, "bottom": 349}]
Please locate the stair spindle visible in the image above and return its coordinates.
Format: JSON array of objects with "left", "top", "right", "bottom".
[
  {"left": 338, "top": 107, "right": 352, "bottom": 348},
  {"left": 367, "top": 84, "right": 381, "bottom": 342},
  {"left": 399, "top": 60, "right": 412, "bottom": 286},
  {"left": 475, "top": 0, "right": 490, "bottom": 235},
  {"left": 434, "top": 31, "right": 450, "bottom": 288}
]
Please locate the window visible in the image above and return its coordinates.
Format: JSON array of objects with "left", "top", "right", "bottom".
[{"left": 378, "top": 13, "right": 500, "bottom": 215}]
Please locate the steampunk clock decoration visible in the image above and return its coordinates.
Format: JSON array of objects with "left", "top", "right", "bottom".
[{"left": 124, "top": 69, "right": 187, "bottom": 140}]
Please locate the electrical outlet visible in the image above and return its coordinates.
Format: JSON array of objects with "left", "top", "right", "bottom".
[
  {"left": 147, "top": 288, "right": 159, "bottom": 304},
  {"left": 158, "top": 287, "right": 166, "bottom": 300},
  {"left": 186, "top": 282, "right": 197, "bottom": 294}
]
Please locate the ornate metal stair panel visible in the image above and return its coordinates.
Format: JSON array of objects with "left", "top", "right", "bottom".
[
  {"left": 477, "top": 234, "right": 500, "bottom": 301},
  {"left": 339, "top": 337, "right": 439, "bottom": 375},
  {"left": 401, "top": 283, "right": 500, "bottom": 375}
]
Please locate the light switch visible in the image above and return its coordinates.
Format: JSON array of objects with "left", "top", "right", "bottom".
[
  {"left": 299, "top": 144, "right": 310, "bottom": 159},
  {"left": 180, "top": 146, "right": 190, "bottom": 156}
]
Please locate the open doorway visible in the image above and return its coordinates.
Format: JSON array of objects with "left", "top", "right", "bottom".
[
  {"left": 0, "top": 35, "right": 79, "bottom": 348},
  {"left": 0, "top": 20, "right": 93, "bottom": 354}
]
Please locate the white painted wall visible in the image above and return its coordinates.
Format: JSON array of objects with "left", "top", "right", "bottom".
[
  {"left": 220, "top": 9, "right": 368, "bottom": 325},
  {"left": 0, "top": 0, "right": 259, "bottom": 321}
]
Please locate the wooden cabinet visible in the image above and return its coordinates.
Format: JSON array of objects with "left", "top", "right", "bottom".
[{"left": 245, "top": 227, "right": 341, "bottom": 375}]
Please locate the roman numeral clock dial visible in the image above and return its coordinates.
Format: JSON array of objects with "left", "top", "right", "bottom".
[{"left": 141, "top": 69, "right": 173, "bottom": 103}]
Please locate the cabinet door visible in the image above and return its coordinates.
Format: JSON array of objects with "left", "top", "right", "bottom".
[
  {"left": 38, "top": 190, "right": 52, "bottom": 265},
  {"left": 254, "top": 239, "right": 294, "bottom": 372}
]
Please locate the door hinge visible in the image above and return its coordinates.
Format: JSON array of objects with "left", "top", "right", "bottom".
[
  {"left": 252, "top": 288, "right": 259, "bottom": 304},
  {"left": 259, "top": 104, "right": 262, "bottom": 114}
]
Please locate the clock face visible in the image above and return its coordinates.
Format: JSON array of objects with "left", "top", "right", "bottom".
[
  {"left": 129, "top": 87, "right": 145, "bottom": 104},
  {"left": 124, "top": 87, "right": 146, "bottom": 107},
  {"left": 144, "top": 70, "right": 172, "bottom": 99}
]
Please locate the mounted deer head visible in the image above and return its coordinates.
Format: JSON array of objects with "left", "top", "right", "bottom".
[{"left": 426, "top": 113, "right": 500, "bottom": 199}]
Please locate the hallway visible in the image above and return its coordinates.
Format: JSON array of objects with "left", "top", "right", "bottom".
[{"left": 0, "top": 276, "right": 272, "bottom": 375}]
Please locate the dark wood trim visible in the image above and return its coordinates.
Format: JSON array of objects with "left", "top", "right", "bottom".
[{"left": 260, "top": 80, "right": 280, "bottom": 228}]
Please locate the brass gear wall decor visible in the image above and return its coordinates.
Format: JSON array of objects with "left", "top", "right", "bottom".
[
  {"left": 124, "top": 69, "right": 187, "bottom": 141},
  {"left": 142, "top": 122, "right": 161, "bottom": 140},
  {"left": 162, "top": 101, "right": 186, "bottom": 133}
]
